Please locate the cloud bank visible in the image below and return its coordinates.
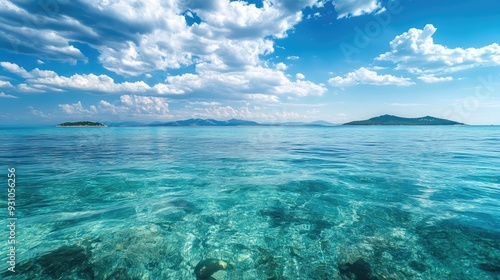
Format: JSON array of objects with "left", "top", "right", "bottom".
[
  {"left": 328, "top": 67, "right": 413, "bottom": 87},
  {"left": 377, "top": 24, "right": 500, "bottom": 74}
]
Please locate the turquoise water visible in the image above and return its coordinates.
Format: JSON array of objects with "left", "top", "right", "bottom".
[{"left": 1, "top": 126, "right": 499, "bottom": 279}]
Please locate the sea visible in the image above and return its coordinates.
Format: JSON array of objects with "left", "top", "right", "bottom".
[{"left": 0, "top": 126, "right": 499, "bottom": 279}]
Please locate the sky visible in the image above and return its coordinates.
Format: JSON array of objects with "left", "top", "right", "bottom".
[{"left": 0, "top": 0, "right": 499, "bottom": 125}]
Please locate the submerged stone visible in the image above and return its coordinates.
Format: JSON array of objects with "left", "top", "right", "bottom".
[
  {"left": 478, "top": 262, "right": 500, "bottom": 273},
  {"left": 170, "top": 198, "right": 200, "bottom": 213},
  {"left": 338, "top": 258, "right": 378, "bottom": 280},
  {"left": 13, "top": 245, "right": 94, "bottom": 279},
  {"left": 408, "top": 260, "right": 427, "bottom": 272},
  {"left": 194, "top": 259, "right": 230, "bottom": 280}
]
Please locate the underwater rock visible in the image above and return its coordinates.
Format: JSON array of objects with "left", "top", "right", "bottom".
[
  {"left": 105, "top": 267, "right": 135, "bottom": 280},
  {"left": 170, "top": 198, "right": 200, "bottom": 214},
  {"left": 338, "top": 258, "right": 378, "bottom": 280},
  {"left": 260, "top": 207, "right": 295, "bottom": 227},
  {"left": 408, "top": 260, "right": 427, "bottom": 272},
  {"left": 194, "top": 259, "right": 230, "bottom": 280},
  {"left": 478, "top": 262, "right": 500, "bottom": 273},
  {"left": 12, "top": 245, "right": 94, "bottom": 279}
]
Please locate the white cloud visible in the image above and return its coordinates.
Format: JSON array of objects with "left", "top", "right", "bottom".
[
  {"left": 328, "top": 67, "right": 414, "bottom": 87},
  {"left": 315, "top": 0, "right": 329, "bottom": 8},
  {"left": 333, "top": 0, "right": 383, "bottom": 19},
  {"left": 0, "top": 80, "right": 13, "bottom": 88},
  {"left": 153, "top": 83, "right": 185, "bottom": 95},
  {"left": 59, "top": 95, "right": 172, "bottom": 119},
  {"left": 28, "top": 106, "right": 50, "bottom": 118},
  {"left": 296, "top": 73, "right": 305, "bottom": 80},
  {"left": 17, "top": 83, "right": 44, "bottom": 93},
  {"left": 33, "top": 73, "right": 152, "bottom": 93},
  {"left": 161, "top": 65, "right": 327, "bottom": 98},
  {"left": 377, "top": 24, "right": 500, "bottom": 74},
  {"left": 120, "top": 95, "right": 170, "bottom": 116},
  {"left": 0, "top": 61, "right": 179, "bottom": 95},
  {"left": 417, "top": 74, "right": 453, "bottom": 83},
  {"left": 374, "top": 7, "right": 387, "bottom": 15},
  {"left": 59, "top": 101, "right": 95, "bottom": 115},
  {"left": 276, "top": 62, "right": 288, "bottom": 70},
  {"left": 97, "top": 100, "right": 126, "bottom": 115},
  {"left": 37, "top": 60, "right": 44, "bottom": 65},
  {"left": 286, "top": 56, "right": 299, "bottom": 60},
  {"left": 307, "top": 12, "right": 322, "bottom": 19},
  {"left": 246, "top": 94, "right": 280, "bottom": 103},
  {"left": 1, "top": 60, "right": 327, "bottom": 100},
  {"left": 276, "top": 79, "right": 327, "bottom": 96},
  {"left": 0, "top": 62, "right": 30, "bottom": 78},
  {"left": 0, "top": 92, "right": 17, "bottom": 98}
]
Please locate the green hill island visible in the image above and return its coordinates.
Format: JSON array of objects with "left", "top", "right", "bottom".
[
  {"left": 56, "top": 121, "right": 107, "bottom": 127},
  {"left": 343, "top": 115, "right": 465, "bottom": 125}
]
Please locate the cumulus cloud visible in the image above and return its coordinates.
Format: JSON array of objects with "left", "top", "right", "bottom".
[
  {"left": 0, "top": 80, "right": 13, "bottom": 88},
  {"left": 59, "top": 95, "right": 172, "bottom": 119},
  {"left": 417, "top": 74, "right": 453, "bottom": 83},
  {"left": 0, "top": 92, "right": 17, "bottom": 98},
  {"left": 189, "top": 104, "right": 306, "bottom": 122},
  {"left": 17, "top": 83, "right": 44, "bottom": 93},
  {"left": 246, "top": 94, "right": 280, "bottom": 103},
  {"left": 296, "top": 73, "right": 305, "bottom": 80},
  {"left": 28, "top": 106, "right": 50, "bottom": 118},
  {"left": 328, "top": 67, "right": 413, "bottom": 87},
  {"left": 160, "top": 65, "right": 327, "bottom": 98},
  {"left": 0, "top": 0, "right": 320, "bottom": 76},
  {"left": 333, "top": 0, "right": 383, "bottom": 19},
  {"left": 36, "top": 73, "right": 152, "bottom": 93},
  {"left": 276, "top": 62, "right": 288, "bottom": 70},
  {"left": 377, "top": 24, "right": 500, "bottom": 74},
  {"left": 59, "top": 101, "right": 95, "bottom": 115},
  {"left": 0, "top": 61, "right": 180, "bottom": 94},
  {"left": 1, "top": 61, "right": 327, "bottom": 99},
  {"left": 276, "top": 79, "right": 327, "bottom": 96},
  {"left": 120, "top": 95, "right": 170, "bottom": 116},
  {"left": 0, "top": 62, "right": 30, "bottom": 78}
]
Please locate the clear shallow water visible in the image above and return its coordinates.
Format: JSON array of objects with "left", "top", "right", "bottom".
[{"left": 1, "top": 126, "right": 499, "bottom": 279}]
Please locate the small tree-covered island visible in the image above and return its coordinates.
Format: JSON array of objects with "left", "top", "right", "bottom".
[{"left": 56, "top": 121, "right": 107, "bottom": 127}]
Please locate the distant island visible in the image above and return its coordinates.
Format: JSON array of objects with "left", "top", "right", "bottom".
[
  {"left": 56, "top": 121, "right": 107, "bottom": 127},
  {"left": 343, "top": 115, "right": 464, "bottom": 125},
  {"left": 147, "top": 118, "right": 337, "bottom": 127},
  {"left": 150, "top": 118, "right": 260, "bottom": 127}
]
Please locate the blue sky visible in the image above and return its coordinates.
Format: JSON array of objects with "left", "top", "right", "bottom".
[{"left": 1, "top": 0, "right": 499, "bottom": 125}]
